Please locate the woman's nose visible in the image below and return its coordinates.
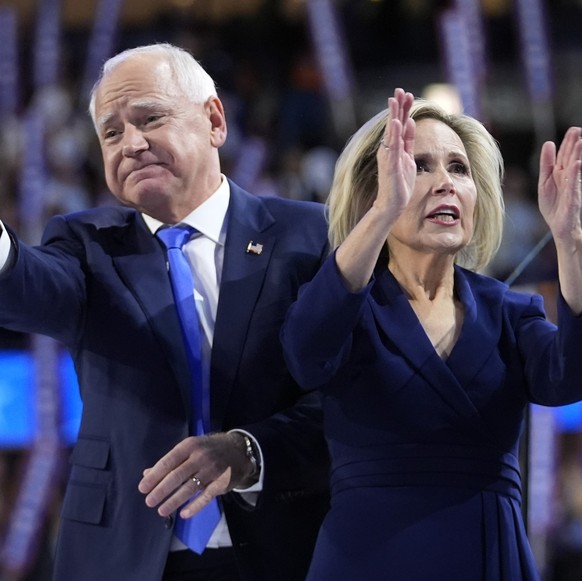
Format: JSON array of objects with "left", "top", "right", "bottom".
[{"left": 433, "top": 167, "right": 455, "bottom": 195}]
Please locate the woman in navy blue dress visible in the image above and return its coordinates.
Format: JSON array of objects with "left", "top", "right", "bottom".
[{"left": 281, "top": 89, "right": 582, "bottom": 580}]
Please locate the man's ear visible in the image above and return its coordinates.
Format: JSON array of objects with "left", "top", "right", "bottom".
[{"left": 206, "top": 96, "right": 227, "bottom": 148}]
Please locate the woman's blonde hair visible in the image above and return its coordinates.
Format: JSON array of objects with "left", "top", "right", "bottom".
[{"left": 327, "top": 99, "right": 505, "bottom": 271}]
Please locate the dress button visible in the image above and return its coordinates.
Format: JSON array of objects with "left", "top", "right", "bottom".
[{"left": 164, "top": 515, "right": 174, "bottom": 529}]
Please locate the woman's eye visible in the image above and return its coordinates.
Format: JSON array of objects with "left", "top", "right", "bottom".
[
  {"left": 450, "top": 162, "right": 469, "bottom": 175},
  {"left": 415, "top": 160, "right": 429, "bottom": 173}
]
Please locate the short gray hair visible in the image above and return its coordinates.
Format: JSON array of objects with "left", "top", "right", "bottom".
[{"left": 88, "top": 43, "right": 217, "bottom": 126}]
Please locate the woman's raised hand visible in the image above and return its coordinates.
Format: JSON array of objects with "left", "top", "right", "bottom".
[
  {"left": 538, "top": 126, "right": 582, "bottom": 241},
  {"left": 375, "top": 88, "right": 417, "bottom": 226}
]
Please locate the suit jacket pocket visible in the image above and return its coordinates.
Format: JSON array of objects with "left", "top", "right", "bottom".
[
  {"left": 61, "top": 481, "right": 107, "bottom": 524},
  {"left": 63, "top": 436, "right": 111, "bottom": 524},
  {"left": 70, "top": 435, "right": 110, "bottom": 469}
]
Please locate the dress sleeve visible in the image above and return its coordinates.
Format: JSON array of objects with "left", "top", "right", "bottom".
[
  {"left": 280, "top": 251, "right": 372, "bottom": 390},
  {"left": 518, "top": 292, "right": 582, "bottom": 405}
]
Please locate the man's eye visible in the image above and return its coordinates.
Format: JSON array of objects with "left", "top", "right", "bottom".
[
  {"left": 415, "top": 161, "right": 429, "bottom": 173},
  {"left": 104, "top": 129, "right": 119, "bottom": 140},
  {"left": 145, "top": 114, "right": 163, "bottom": 124}
]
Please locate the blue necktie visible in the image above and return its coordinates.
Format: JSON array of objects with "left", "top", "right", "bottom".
[{"left": 156, "top": 225, "right": 221, "bottom": 554}]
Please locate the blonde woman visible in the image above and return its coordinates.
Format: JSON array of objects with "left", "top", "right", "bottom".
[{"left": 281, "top": 88, "right": 582, "bottom": 580}]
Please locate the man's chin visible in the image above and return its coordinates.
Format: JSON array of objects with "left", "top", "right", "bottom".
[{"left": 120, "top": 189, "right": 171, "bottom": 217}]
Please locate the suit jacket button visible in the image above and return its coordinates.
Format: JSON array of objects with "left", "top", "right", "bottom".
[{"left": 164, "top": 516, "right": 174, "bottom": 529}]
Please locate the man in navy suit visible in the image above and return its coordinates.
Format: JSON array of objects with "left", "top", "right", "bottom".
[{"left": 0, "top": 43, "right": 329, "bottom": 581}]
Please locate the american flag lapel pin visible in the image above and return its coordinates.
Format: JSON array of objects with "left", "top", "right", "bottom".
[{"left": 246, "top": 241, "right": 263, "bottom": 255}]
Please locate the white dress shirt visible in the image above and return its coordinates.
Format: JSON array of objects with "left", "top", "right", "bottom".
[
  {"left": 0, "top": 224, "right": 12, "bottom": 274},
  {"left": 145, "top": 177, "right": 263, "bottom": 549}
]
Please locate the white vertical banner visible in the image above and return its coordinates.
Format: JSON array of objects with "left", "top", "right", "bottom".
[
  {"left": 18, "top": 110, "right": 46, "bottom": 244},
  {"left": 514, "top": 0, "right": 554, "bottom": 143},
  {"left": 305, "top": 0, "right": 357, "bottom": 139},
  {"left": 0, "top": 7, "right": 18, "bottom": 117},
  {"left": 81, "top": 0, "right": 125, "bottom": 102},
  {"left": 515, "top": 0, "right": 552, "bottom": 103},
  {"left": 455, "top": 0, "right": 487, "bottom": 83},
  {"left": 0, "top": 111, "right": 64, "bottom": 578},
  {"left": 527, "top": 404, "right": 557, "bottom": 577},
  {"left": 438, "top": 9, "right": 481, "bottom": 120},
  {"left": 33, "top": 0, "right": 62, "bottom": 90},
  {"left": 0, "top": 335, "right": 63, "bottom": 577}
]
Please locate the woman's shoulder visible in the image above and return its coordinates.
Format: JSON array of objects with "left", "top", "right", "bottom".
[{"left": 457, "top": 267, "right": 546, "bottom": 322}]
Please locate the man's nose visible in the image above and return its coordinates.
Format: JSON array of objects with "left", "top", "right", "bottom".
[{"left": 122, "top": 127, "right": 148, "bottom": 157}]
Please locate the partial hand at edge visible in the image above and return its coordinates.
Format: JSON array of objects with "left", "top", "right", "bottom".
[{"left": 538, "top": 126, "right": 582, "bottom": 240}]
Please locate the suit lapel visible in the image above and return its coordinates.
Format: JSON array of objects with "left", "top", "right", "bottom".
[
  {"left": 210, "top": 183, "right": 275, "bottom": 428},
  {"left": 445, "top": 267, "right": 504, "bottom": 388},
  {"left": 370, "top": 267, "right": 500, "bottom": 427},
  {"left": 111, "top": 213, "right": 193, "bottom": 418}
]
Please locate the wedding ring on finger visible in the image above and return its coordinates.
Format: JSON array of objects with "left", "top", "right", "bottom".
[
  {"left": 379, "top": 139, "right": 390, "bottom": 150},
  {"left": 191, "top": 475, "right": 202, "bottom": 489}
]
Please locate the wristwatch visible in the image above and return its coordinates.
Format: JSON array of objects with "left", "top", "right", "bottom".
[{"left": 242, "top": 434, "right": 261, "bottom": 478}]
